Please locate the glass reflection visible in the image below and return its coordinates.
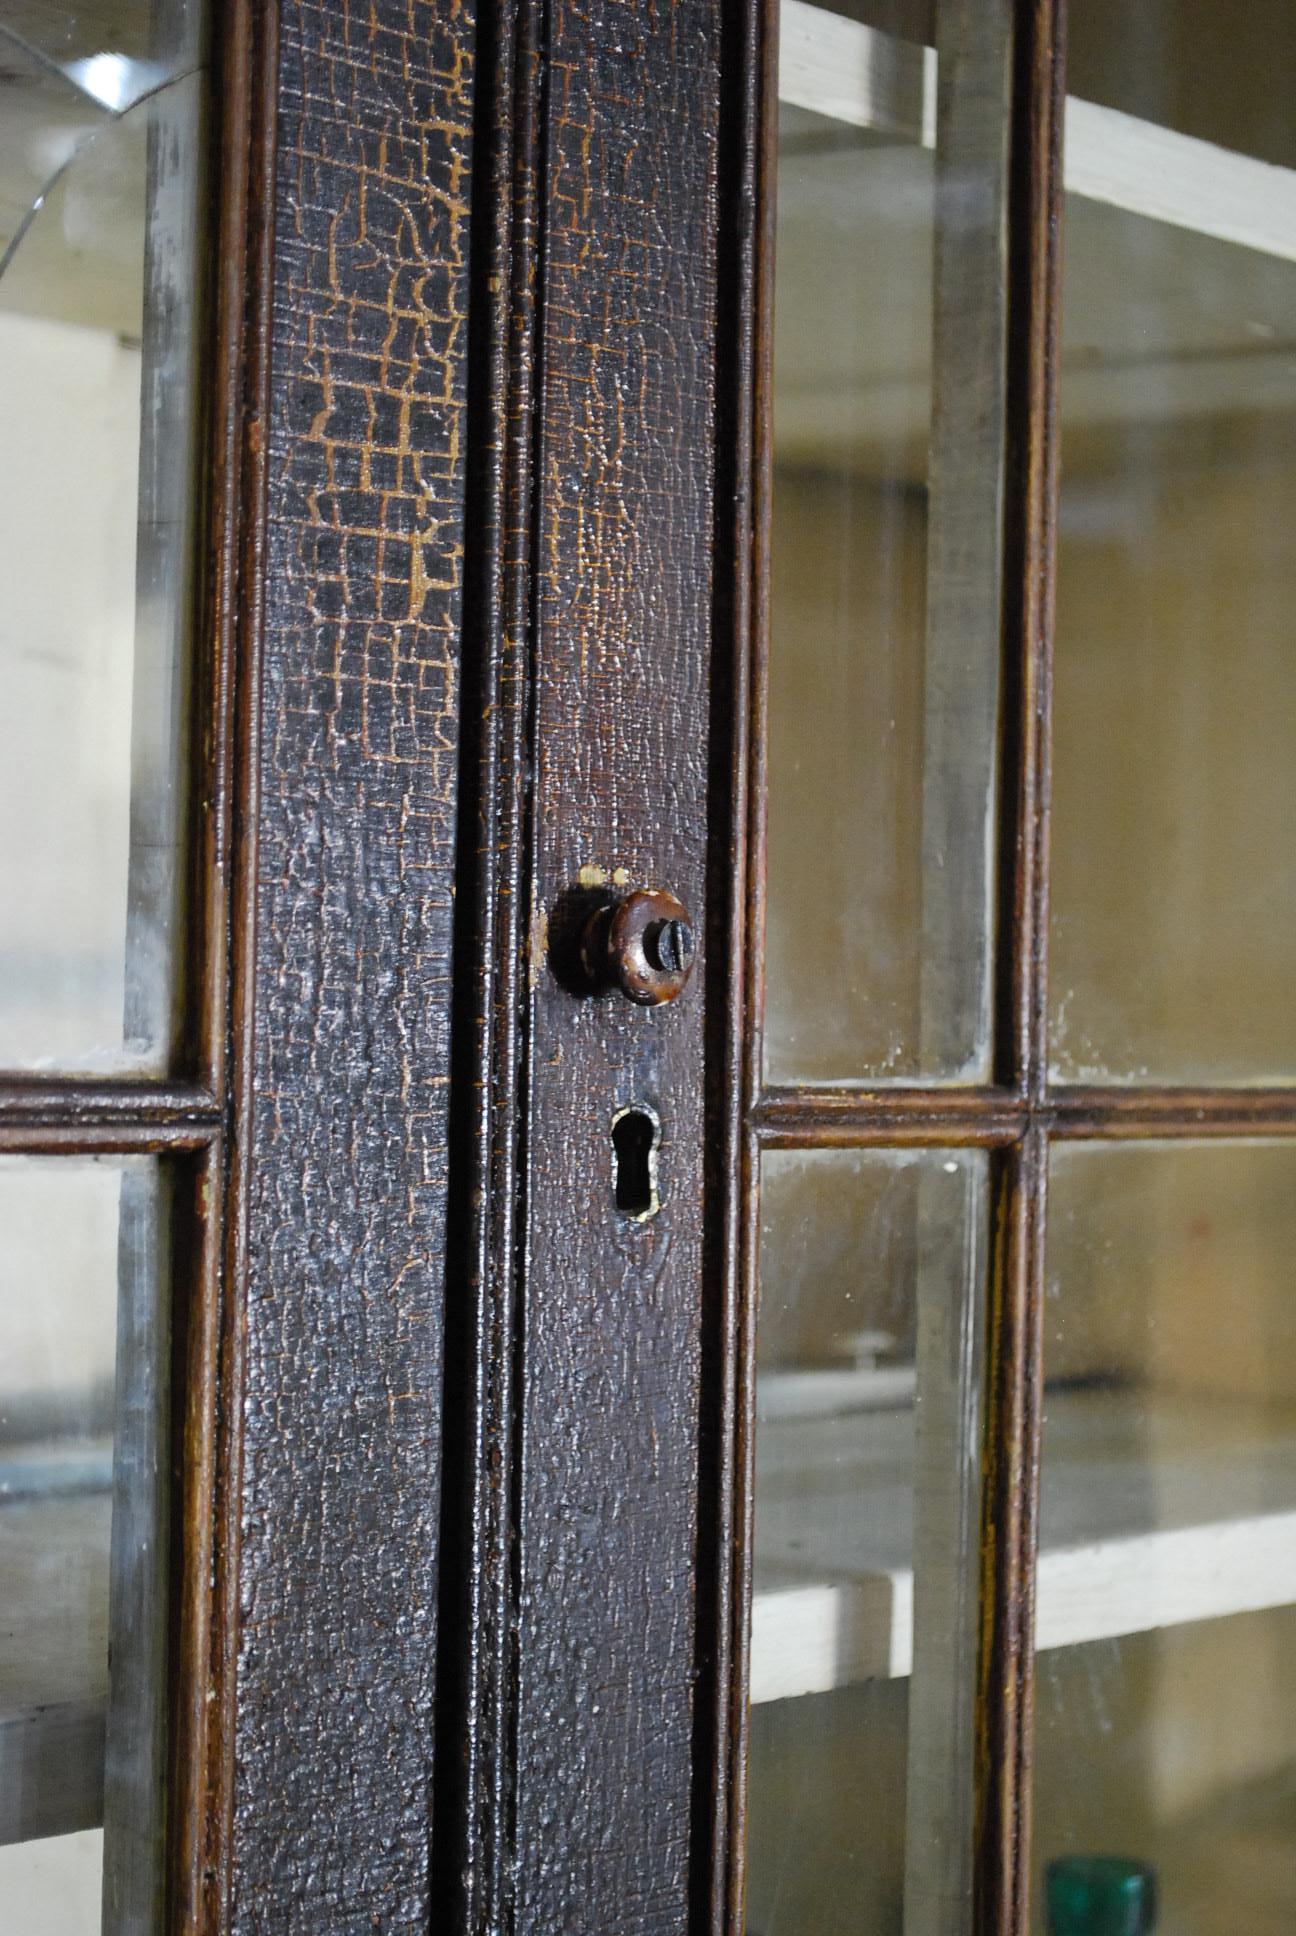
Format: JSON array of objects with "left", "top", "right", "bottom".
[
  {"left": 1048, "top": 0, "right": 1296, "bottom": 1083},
  {"left": 1035, "top": 1143, "right": 1296, "bottom": 1935},
  {"left": 765, "top": 82, "right": 946, "bottom": 1084},
  {"left": 0, "top": 1157, "right": 172, "bottom": 1931},
  {"left": 764, "top": 0, "right": 1002, "bottom": 1087},
  {"left": 0, "top": 0, "right": 208, "bottom": 1072},
  {"left": 749, "top": 1148, "right": 986, "bottom": 1935}
]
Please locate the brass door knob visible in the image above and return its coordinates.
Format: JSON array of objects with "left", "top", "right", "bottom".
[{"left": 578, "top": 887, "right": 697, "bottom": 1006}]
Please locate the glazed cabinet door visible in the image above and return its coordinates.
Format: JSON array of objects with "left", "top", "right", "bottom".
[
  {"left": 1, "top": 0, "right": 220, "bottom": 1925},
  {"left": 735, "top": 4, "right": 1296, "bottom": 1936},
  {"left": 4, "top": 0, "right": 724, "bottom": 1926},
  {"left": 1, "top": 0, "right": 472, "bottom": 1928}
]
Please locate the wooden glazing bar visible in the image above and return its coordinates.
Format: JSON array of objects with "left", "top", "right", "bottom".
[
  {"left": 192, "top": 0, "right": 273, "bottom": 1102},
  {"left": 199, "top": 0, "right": 278, "bottom": 1920},
  {"left": 168, "top": 1140, "right": 225, "bottom": 1932},
  {"left": 752, "top": 1086, "right": 1296, "bottom": 1145},
  {"left": 0, "top": 1080, "right": 220, "bottom": 1129},
  {"left": 999, "top": 0, "right": 1065, "bottom": 1104},
  {"left": 976, "top": 1126, "right": 1047, "bottom": 1936},
  {"left": 980, "top": 8, "right": 1065, "bottom": 1929},
  {"left": 0, "top": 1120, "right": 219, "bottom": 1156},
  {"left": 749, "top": 1088, "right": 1296, "bottom": 1147},
  {"left": 754, "top": 1086, "right": 1024, "bottom": 1145},
  {"left": 745, "top": 0, "right": 776, "bottom": 1133},
  {"left": 720, "top": 0, "right": 779, "bottom": 1922},
  {"left": 193, "top": 0, "right": 278, "bottom": 1920},
  {"left": 1048, "top": 1088, "right": 1296, "bottom": 1139},
  {"left": 705, "top": 0, "right": 768, "bottom": 1922}
]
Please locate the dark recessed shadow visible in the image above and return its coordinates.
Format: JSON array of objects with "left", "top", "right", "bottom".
[{"left": 546, "top": 881, "right": 615, "bottom": 996}]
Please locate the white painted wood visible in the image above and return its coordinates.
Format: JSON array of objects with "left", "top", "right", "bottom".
[
  {"left": 752, "top": 1569, "right": 914, "bottom": 1700},
  {"left": 1064, "top": 98, "right": 1296, "bottom": 265},
  {"left": 778, "top": 0, "right": 936, "bottom": 147},
  {"left": 759, "top": 1365, "right": 916, "bottom": 1420},
  {"left": 752, "top": 1388, "right": 1296, "bottom": 1704},
  {"left": 1037, "top": 1511, "right": 1296, "bottom": 1655},
  {"left": 777, "top": 0, "right": 1296, "bottom": 263}
]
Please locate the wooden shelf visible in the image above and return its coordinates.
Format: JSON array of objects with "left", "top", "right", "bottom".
[
  {"left": 772, "top": 0, "right": 1296, "bottom": 477},
  {"left": 778, "top": 0, "right": 1296, "bottom": 262},
  {"left": 752, "top": 1388, "right": 1296, "bottom": 1705}
]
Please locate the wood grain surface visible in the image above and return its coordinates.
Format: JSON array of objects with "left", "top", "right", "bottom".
[
  {"left": 510, "top": 0, "right": 720, "bottom": 1925},
  {"left": 229, "top": 1, "right": 474, "bottom": 1926}
]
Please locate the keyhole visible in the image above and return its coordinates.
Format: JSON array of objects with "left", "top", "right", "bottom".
[{"left": 612, "top": 1106, "right": 661, "bottom": 1220}]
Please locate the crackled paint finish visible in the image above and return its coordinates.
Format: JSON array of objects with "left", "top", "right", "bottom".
[
  {"left": 514, "top": 0, "right": 720, "bottom": 1925},
  {"left": 232, "top": 0, "right": 473, "bottom": 1926}
]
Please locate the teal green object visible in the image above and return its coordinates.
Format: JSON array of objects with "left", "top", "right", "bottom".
[{"left": 1046, "top": 1856, "right": 1157, "bottom": 1935}]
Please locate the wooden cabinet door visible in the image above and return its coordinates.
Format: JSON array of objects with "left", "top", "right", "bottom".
[
  {"left": 738, "top": 5, "right": 1296, "bottom": 1936},
  {"left": 10, "top": 0, "right": 1296, "bottom": 1932},
  {"left": 1, "top": 0, "right": 474, "bottom": 1928},
  {"left": 0, "top": 0, "right": 735, "bottom": 1918}
]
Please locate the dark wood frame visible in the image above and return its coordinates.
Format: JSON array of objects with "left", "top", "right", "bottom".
[{"left": 438, "top": 0, "right": 725, "bottom": 1919}]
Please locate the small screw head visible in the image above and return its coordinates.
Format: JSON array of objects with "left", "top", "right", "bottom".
[{"left": 648, "top": 917, "right": 695, "bottom": 977}]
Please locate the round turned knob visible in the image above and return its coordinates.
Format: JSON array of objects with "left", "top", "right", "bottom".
[{"left": 579, "top": 887, "right": 697, "bottom": 1006}]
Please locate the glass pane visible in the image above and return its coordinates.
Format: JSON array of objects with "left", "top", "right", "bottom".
[
  {"left": 0, "top": 1157, "right": 172, "bottom": 1931},
  {"left": 1034, "top": 1143, "right": 1296, "bottom": 1934},
  {"left": 748, "top": 1147, "right": 987, "bottom": 1935},
  {"left": 764, "top": 0, "right": 1005, "bottom": 1085},
  {"left": 1048, "top": 2, "right": 1296, "bottom": 1083},
  {"left": 0, "top": 0, "right": 209, "bottom": 1072}
]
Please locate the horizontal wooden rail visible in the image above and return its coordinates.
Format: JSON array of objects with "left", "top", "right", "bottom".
[
  {"left": 0, "top": 1081, "right": 221, "bottom": 1153},
  {"left": 754, "top": 1084, "right": 1296, "bottom": 1146}
]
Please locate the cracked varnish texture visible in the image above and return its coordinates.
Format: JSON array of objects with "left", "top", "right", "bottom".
[
  {"left": 233, "top": 0, "right": 472, "bottom": 1926},
  {"left": 515, "top": 0, "right": 720, "bottom": 1926}
]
